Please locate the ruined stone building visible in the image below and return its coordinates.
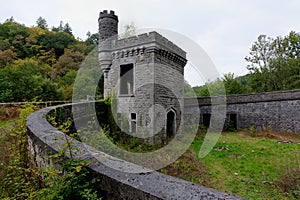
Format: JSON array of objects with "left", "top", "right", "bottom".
[{"left": 98, "top": 10, "right": 187, "bottom": 142}]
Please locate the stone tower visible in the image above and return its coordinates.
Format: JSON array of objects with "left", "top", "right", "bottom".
[
  {"left": 98, "top": 10, "right": 187, "bottom": 143},
  {"left": 98, "top": 10, "right": 118, "bottom": 41},
  {"left": 98, "top": 10, "right": 119, "bottom": 98}
]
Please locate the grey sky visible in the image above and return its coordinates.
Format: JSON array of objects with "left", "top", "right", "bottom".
[{"left": 1, "top": 0, "right": 299, "bottom": 86}]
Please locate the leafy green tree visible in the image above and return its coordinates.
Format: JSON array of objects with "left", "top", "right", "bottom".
[
  {"left": 36, "top": 17, "right": 48, "bottom": 29},
  {"left": 0, "top": 21, "right": 30, "bottom": 58},
  {"left": 38, "top": 48, "right": 56, "bottom": 65},
  {"left": 68, "top": 42, "right": 95, "bottom": 55},
  {"left": 193, "top": 78, "right": 225, "bottom": 97},
  {"left": 85, "top": 32, "right": 99, "bottom": 45},
  {"left": 53, "top": 49, "right": 85, "bottom": 76},
  {"left": 51, "top": 21, "right": 73, "bottom": 35},
  {"left": 193, "top": 85, "right": 209, "bottom": 97},
  {"left": 63, "top": 23, "right": 73, "bottom": 35},
  {"left": 37, "top": 31, "right": 76, "bottom": 57},
  {"left": 245, "top": 31, "right": 300, "bottom": 92},
  {"left": 58, "top": 70, "right": 77, "bottom": 86},
  {"left": 0, "top": 39, "right": 10, "bottom": 50},
  {"left": 0, "top": 49, "right": 16, "bottom": 68},
  {"left": 0, "top": 59, "right": 62, "bottom": 102},
  {"left": 57, "top": 70, "right": 77, "bottom": 100},
  {"left": 222, "top": 73, "right": 248, "bottom": 95},
  {"left": 0, "top": 72, "right": 13, "bottom": 102},
  {"left": 52, "top": 21, "right": 64, "bottom": 32},
  {"left": 0, "top": 18, "right": 105, "bottom": 102}
]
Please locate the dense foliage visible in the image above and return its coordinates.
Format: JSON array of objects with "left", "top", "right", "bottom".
[
  {"left": 0, "top": 104, "right": 102, "bottom": 199},
  {"left": 0, "top": 18, "right": 102, "bottom": 102}
]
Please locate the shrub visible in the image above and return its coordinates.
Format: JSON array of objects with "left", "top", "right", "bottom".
[
  {"left": 0, "top": 104, "right": 102, "bottom": 200},
  {"left": 275, "top": 167, "right": 300, "bottom": 199}
]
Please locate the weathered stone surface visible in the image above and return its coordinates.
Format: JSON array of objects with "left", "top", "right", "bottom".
[
  {"left": 185, "top": 90, "right": 300, "bottom": 133},
  {"left": 27, "top": 103, "right": 247, "bottom": 200},
  {"left": 98, "top": 10, "right": 189, "bottom": 142}
]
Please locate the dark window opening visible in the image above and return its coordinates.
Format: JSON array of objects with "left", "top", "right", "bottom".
[
  {"left": 120, "top": 64, "right": 134, "bottom": 95},
  {"left": 131, "top": 113, "right": 136, "bottom": 120},
  {"left": 228, "top": 113, "right": 238, "bottom": 130},
  {"left": 202, "top": 114, "right": 211, "bottom": 128},
  {"left": 130, "top": 113, "right": 137, "bottom": 133},
  {"left": 166, "top": 110, "right": 176, "bottom": 139}
]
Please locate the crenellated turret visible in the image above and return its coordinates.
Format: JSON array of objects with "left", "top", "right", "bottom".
[
  {"left": 98, "top": 10, "right": 118, "bottom": 41},
  {"left": 98, "top": 10, "right": 119, "bottom": 97}
]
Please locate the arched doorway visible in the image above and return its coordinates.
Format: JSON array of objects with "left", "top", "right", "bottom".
[{"left": 166, "top": 109, "right": 176, "bottom": 139}]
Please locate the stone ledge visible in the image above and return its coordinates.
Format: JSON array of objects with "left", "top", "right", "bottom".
[
  {"left": 111, "top": 31, "right": 186, "bottom": 58},
  {"left": 26, "top": 102, "right": 246, "bottom": 200},
  {"left": 185, "top": 89, "right": 300, "bottom": 106}
]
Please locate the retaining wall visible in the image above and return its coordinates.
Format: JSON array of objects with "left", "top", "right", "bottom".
[
  {"left": 185, "top": 90, "right": 300, "bottom": 133},
  {"left": 26, "top": 102, "right": 245, "bottom": 200}
]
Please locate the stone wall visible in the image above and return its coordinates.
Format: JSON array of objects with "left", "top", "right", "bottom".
[
  {"left": 26, "top": 102, "right": 246, "bottom": 200},
  {"left": 185, "top": 90, "right": 300, "bottom": 133},
  {"left": 102, "top": 31, "right": 187, "bottom": 142}
]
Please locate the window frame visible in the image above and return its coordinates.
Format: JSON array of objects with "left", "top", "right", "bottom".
[{"left": 119, "top": 63, "right": 135, "bottom": 97}]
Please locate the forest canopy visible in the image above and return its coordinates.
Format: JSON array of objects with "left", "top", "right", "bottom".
[{"left": 0, "top": 17, "right": 102, "bottom": 102}]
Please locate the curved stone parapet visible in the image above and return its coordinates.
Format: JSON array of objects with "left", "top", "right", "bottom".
[{"left": 27, "top": 102, "right": 246, "bottom": 200}]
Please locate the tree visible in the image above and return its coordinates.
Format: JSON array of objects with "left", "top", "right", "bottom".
[
  {"left": 37, "top": 31, "right": 76, "bottom": 57},
  {"left": 52, "top": 49, "right": 85, "bottom": 76},
  {"left": 0, "top": 21, "right": 30, "bottom": 58},
  {"left": 193, "top": 78, "right": 225, "bottom": 97},
  {"left": 245, "top": 31, "right": 300, "bottom": 92},
  {"left": 68, "top": 42, "right": 94, "bottom": 55},
  {"left": 85, "top": 32, "right": 99, "bottom": 45},
  {"left": 5, "top": 16, "right": 14, "bottom": 23},
  {"left": 0, "top": 49, "right": 16, "bottom": 68},
  {"left": 51, "top": 21, "right": 64, "bottom": 32},
  {"left": 63, "top": 23, "right": 72, "bottom": 35},
  {"left": 38, "top": 48, "right": 56, "bottom": 65},
  {"left": 0, "top": 58, "right": 62, "bottom": 102},
  {"left": 120, "top": 22, "right": 136, "bottom": 38},
  {"left": 245, "top": 35, "right": 275, "bottom": 73},
  {"left": 193, "top": 85, "right": 209, "bottom": 97},
  {"left": 0, "top": 72, "right": 13, "bottom": 102},
  {"left": 51, "top": 21, "right": 73, "bottom": 35},
  {"left": 36, "top": 17, "right": 48, "bottom": 29},
  {"left": 222, "top": 73, "right": 248, "bottom": 95}
]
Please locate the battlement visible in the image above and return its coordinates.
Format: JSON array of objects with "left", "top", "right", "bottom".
[
  {"left": 99, "top": 10, "right": 118, "bottom": 21},
  {"left": 112, "top": 31, "right": 186, "bottom": 58}
]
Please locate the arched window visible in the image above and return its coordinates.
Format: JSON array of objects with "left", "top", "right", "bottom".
[{"left": 166, "top": 109, "right": 176, "bottom": 138}]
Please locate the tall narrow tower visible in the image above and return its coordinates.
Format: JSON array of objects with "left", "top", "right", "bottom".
[
  {"left": 98, "top": 10, "right": 118, "bottom": 41},
  {"left": 98, "top": 10, "right": 118, "bottom": 98}
]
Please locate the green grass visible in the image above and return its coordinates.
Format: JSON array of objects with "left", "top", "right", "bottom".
[
  {"left": 0, "top": 119, "right": 16, "bottom": 128},
  {"left": 188, "top": 132, "right": 300, "bottom": 199}
]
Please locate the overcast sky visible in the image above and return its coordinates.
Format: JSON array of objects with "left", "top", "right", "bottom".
[{"left": 1, "top": 0, "right": 299, "bottom": 86}]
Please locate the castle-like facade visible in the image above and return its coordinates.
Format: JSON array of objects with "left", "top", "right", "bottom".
[
  {"left": 98, "top": 10, "right": 187, "bottom": 143},
  {"left": 98, "top": 10, "right": 300, "bottom": 139}
]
